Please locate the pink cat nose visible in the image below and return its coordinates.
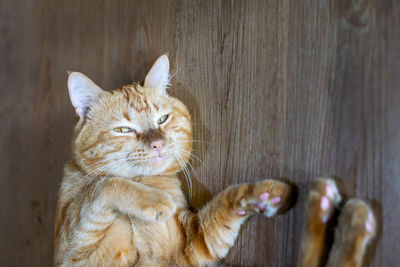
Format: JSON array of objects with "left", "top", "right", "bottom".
[{"left": 151, "top": 140, "right": 164, "bottom": 156}]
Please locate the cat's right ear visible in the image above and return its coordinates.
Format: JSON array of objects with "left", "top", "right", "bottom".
[
  {"left": 144, "top": 55, "right": 170, "bottom": 94},
  {"left": 67, "top": 72, "right": 104, "bottom": 119}
]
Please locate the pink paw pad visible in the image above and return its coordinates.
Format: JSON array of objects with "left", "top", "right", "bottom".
[
  {"left": 237, "top": 210, "right": 246, "bottom": 216},
  {"left": 259, "top": 192, "right": 269, "bottom": 201},
  {"left": 320, "top": 196, "right": 330, "bottom": 210},
  {"left": 365, "top": 221, "right": 373, "bottom": 232},
  {"left": 365, "top": 212, "right": 374, "bottom": 232},
  {"left": 325, "top": 184, "right": 335, "bottom": 198},
  {"left": 270, "top": 196, "right": 281, "bottom": 205}
]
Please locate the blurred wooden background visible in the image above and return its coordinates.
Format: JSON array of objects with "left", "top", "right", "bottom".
[{"left": 1, "top": 0, "right": 399, "bottom": 266}]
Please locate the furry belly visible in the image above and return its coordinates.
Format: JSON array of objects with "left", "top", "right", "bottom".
[
  {"left": 127, "top": 214, "right": 185, "bottom": 266},
  {"left": 86, "top": 215, "right": 137, "bottom": 266}
]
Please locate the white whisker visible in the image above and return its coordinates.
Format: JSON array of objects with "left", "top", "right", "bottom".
[
  {"left": 174, "top": 153, "right": 192, "bottom": 202},
  {"left": 68, "top": 152, "right": 132, "bottom": 180},
  {"left": 175, "top": 147, "right": 208, "bottom": 169}
]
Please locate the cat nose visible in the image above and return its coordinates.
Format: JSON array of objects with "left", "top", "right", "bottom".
[{"left": 151, "top": 140, "right": 163, "bottom": 156}]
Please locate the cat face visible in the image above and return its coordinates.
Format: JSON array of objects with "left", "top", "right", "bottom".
[{"left": 68, "top": 56, "right": 192, "bottom": 177}]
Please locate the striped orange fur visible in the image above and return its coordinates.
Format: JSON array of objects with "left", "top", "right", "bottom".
[{"left": 54, "top": 55, "right": 293, "bottom": 266}]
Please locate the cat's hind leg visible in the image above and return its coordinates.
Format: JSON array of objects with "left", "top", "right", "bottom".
[
  {"left": 298, "top": 177, "right": 341, "bottom": 267},
  {"left": 326, "top": 199, "right": 376, "bottom": 267},
  {"left": 180, "top": 179, "right": 293, "bottom": 266}
]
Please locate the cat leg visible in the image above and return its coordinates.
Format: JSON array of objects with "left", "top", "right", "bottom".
[
  {"left": 298, "top": 177, "right": 341, "bottom": 267},
  {"left": 326, "top": 199, "right": 376, "bottom": 267},
  {"left": 180, "top": 179, "right": 292, "bottom": 266}
]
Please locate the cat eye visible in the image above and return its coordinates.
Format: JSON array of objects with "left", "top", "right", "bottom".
[
  {"left": 157, "top": 114, "right": 169, "bottom": 125},
  {"left": 113, "top": 127, "right": 135, "bottom": 133}
]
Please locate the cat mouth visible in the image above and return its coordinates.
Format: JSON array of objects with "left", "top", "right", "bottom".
[
  {"left": 149, "top": 154, "right": 168, "bottom": 165},
  {"left": 154, "top": 156, "right": 164, "bottom": 163}
]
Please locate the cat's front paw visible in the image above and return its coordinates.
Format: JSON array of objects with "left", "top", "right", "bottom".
[
  {"left": 236, "top": 179, "right": 292, "bottom": 217},
  {"left": 137, "top": 192, "right": 177, "bottom": 223}
]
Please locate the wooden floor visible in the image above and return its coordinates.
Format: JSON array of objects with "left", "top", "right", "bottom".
[{"left": 1, "top": 0, "right": 399, "bottom": 266}]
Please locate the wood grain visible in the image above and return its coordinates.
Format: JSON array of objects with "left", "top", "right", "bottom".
[{"left": 1, "top": 0, "right": 399, "bottom": 266}]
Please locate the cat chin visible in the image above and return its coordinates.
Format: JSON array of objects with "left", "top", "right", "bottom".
[
  {"left": 150, "top": 157, "right": 167, "bottom": 169},
  {"left": 148, "top": 156, "right": 174, "bottom": 173}
]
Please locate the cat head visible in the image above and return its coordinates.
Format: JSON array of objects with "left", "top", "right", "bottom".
[{"left": 67, "top": 55, "right": 192, "bottom": 178}]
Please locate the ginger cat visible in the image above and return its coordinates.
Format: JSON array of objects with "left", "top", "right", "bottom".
[
  {"left": 54, "top": 55, "right": 376, "bottom": 266},
  {"left": 54, "top": 55, "right": 292, "bottom": 266}
]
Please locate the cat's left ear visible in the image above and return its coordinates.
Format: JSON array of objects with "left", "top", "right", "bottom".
[
  {"left": 144, "top": 55, "right": 170, "bottom": 94},
  {"left": 67, "top": 72, "right": 105, "bottom": 119}
]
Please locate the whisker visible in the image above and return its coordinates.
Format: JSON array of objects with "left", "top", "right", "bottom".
[
  {"left": 191, "top": 140, "right": 211, "bottom": 144},
  {"left": 123, "top": 159, "right": 139, "bottom": 177},
  {"left": 184, "top": 159, "right": 198, "bottom": 180},
  {"left": 67, "top": 152, "right": 132, "bottom": 180},
  {"left": 175, "top": 148, "right": 208, "bottom": 169},
  {"left": 81, "top": 165, "right": 112, "bottom": 195},
  {"left": 174, "top": 139, "right": 211, "bottom": 145},
  {"left": 171, "top": 150, "right": 198, "bottom": 179},
  {"left": 174, "top": 154, "right": 192, "bottom": 202},
  {"left": 170, "top": 68, "right": 179, "bottom": 80},
  {"left": 178, "top": 157, "right": 192, "bottom": 200},
  {"left": 90, "top": 156, "right": 134, "bottom": 198},
  {"left": 90, "top": 158, "right": 136, "bottom": 198},
  {"left": 81, "top": 155, "right": 130, "bottom": 195}
]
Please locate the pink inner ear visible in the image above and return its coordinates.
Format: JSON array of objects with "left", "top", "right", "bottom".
[
  {"left": 68, "top": 72, "right": 103, "bottom": 118},
  {"left": 144, "top": 55, "right": 170, "bottom": 91}
]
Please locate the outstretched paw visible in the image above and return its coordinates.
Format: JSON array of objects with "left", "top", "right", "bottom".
[
  {"left": 307, "top": 177, "right": 341, "bottom": 223},
  {"left": 236, "top": 179, "right": 292, "bottom": 217}
]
